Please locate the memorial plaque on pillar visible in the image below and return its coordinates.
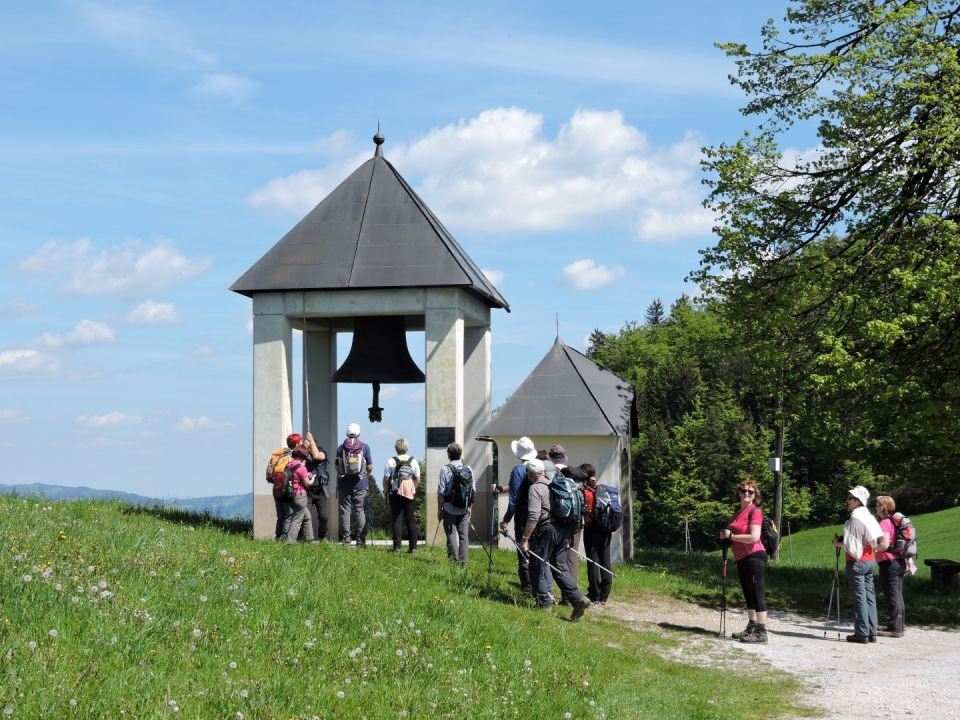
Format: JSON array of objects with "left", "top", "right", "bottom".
[{"left": 427, "top": 426, "right": 456, "bottom": 448}]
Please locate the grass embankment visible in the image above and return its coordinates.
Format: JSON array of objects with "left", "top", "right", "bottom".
[
  {"left": 634, "top": 506, "right": 960, "bottom": 626},
  {"left": 1, "top": 496, "right": 805, "bottom": 720}
]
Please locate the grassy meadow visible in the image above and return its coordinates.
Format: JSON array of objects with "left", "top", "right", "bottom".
[{"left": 1, "top": 495, "right": 808, "bottom": 720}]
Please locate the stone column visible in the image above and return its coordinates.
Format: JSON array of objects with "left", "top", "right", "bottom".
[
  {"left": 464, "top": 321, "right": 492, "bottom": 539},
  {"left": 303, "top": 323, "right": 337, "bottom": 539},
  {"left": 252, "top": 294, "right": 293, "bottom": 539},
  {"left": 424, "top": 289, "right": 464, "bottom": 546}
]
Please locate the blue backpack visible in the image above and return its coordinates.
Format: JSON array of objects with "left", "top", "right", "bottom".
[{"left": 593, "top": 484, "right": 623, "bottom": 531}]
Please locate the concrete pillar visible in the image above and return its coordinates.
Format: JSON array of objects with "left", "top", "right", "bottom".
[
  {"left": 464, "top": 322, "right": 493, "bottom": 539},
  {"left": 252, "top": 296, "right": 293, "bottom": 539},
  {"left": 424, "top": 289, "right": 464, "bottom": 545},
  {"left": 303, "top": 324, "right": 337, "bottom": 539}
]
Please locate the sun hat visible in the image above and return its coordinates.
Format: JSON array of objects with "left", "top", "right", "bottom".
[
  {"left": 548, "top": 444, "right": 567, "bottom": 463},
  {"left": 848, "top": 485, "right": 870, "bottom": 506},
  {"left": 510, "top": 436, "right": 537, "bottom": 462}
]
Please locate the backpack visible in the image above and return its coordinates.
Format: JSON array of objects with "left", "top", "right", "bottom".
[
  {"left": 273, "top": 460, "right": 300, "bottom": 503},
  {"left": 548, "top": 475, "right": 586, "bottom": 526},
  {"left": 445, "top": 464, "right": 475, "bottom": 509},
  {"left": 593, "top": 484, "right": 623, "bottom": 532},
  {"left": 340, "top": 439, "right": 365, "bottom": 480},
  {"left": 265, "top": 448, "right": 292, "bottom": 484},
  {"left": 890, "top": 512, "right": 918, "bottom": 558},
  {"left": 390, "top": 455, "right": 415, "bottom": 494},
  {"left": 748, "top": 506, "right": 780, "bottom": 557}
]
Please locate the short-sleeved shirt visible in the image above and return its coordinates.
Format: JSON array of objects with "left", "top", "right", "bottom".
[
  {"left": 729, "top": 504, "right": 766, "bottom": 561},
  {"left": 383, "top": 455, "right": 421, "bottom": 491},
  {"left": 335, "top": 441, "right": 373, "bottom": 491},
  {"left": 438, "top": 460, "right": 475, "bottom": 516},
  {"left": 875, "top": 516, "right": 897, "bottom": 562},
  {"left": 288, "top": 459, "right": 311, "bottom": 496}
]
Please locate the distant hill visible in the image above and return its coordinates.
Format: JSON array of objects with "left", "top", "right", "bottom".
[{"left": 0, "top": 482, "right": 252, "bottom": 519}]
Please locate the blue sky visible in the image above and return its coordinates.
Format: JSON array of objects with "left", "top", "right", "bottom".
[{"left": 0, "top": 0, "right": 795, "bottom": 498}]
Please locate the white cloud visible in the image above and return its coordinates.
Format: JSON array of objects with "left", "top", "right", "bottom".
[
  {"left": 248, "top": 108, "right": 714, "bottom": 242},
  {"left": 481, "top": 268, "right": 505, "bottom": 286},
  {"left": 192, "top": 345, "right": 216, "bottom": 358},
  {"left": 379, "top": 386, "right": 400, "bottom": 400},
  {"left": 20, "top": 238, "right": 211, "bottom": 295},
  {"left": 0, "top": 349, "right": 57, "bottom": 374},
  {"left": 0, "top": 409, "right": 30, "bottom": 424},
  {"left": 79, "top": 412, "right": 143, "bottom": 428},
  {"left": 562, "top": 259, "right": 625, "bottom": 290},
  {"left": 193, "top": 73, "right": 257, "bottom": 104},
  {"left": 0, "top": 297, "right": 41, "bottom": 319},
  {"left": 126, "top": 300, "right": 179, "bottom": 325},
  {"left": 172, "top": 416, "right": 236, "bottom": 432},
  {"left": 405, "top": 387, "right": 425, "bottom": 401},
  {"left": 38, "top": 320, "right": 116, "bottom": 349}
]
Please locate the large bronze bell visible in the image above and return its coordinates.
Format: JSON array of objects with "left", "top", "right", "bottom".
[{"left": 331, "top": 316, "right": 425, "bottom": 422}]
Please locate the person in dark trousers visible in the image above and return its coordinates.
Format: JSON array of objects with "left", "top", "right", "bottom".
[
  {"left": 335, "top": 422, "right": 373, "bottom": 546},
  {"left": 581, "top": 464, "right": 612, "bottom": 605},
  {"left": 496, "top": 436, "right": 536, "bottom": 593},
  {"left": 302, "top": 432, "right": 329, "bottom": 541},
  {"left": 874, "top": 495, "right": 906, "bottom": 637},
  {"left": 383, "top": 437, "right": 421, "bottom": 553},
  {"left": 520, "top": 458, "right": 591, "bottom": 621},
  {"left": 720, "top": 479, "right": 769, "bottom": 643}
]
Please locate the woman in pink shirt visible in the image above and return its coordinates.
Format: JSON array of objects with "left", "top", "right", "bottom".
[
  {"left": 720, "top": 479, "right": 769, "bottom": 644},
  {"left": 285, "top": 444, "right": 315, "bottom": 544},
  {"left": 875, "top": 495, "right": 905, "bottom": 637}
]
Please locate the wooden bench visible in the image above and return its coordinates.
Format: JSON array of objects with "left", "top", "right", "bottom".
[{"left": 925, "top": 559, "right": 960, "bottom": 591}]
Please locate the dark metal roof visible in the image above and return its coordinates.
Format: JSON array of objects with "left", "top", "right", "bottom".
[
  {"left": 230, "top": 135, "right": 509, "bottom": 311},
  {"left": 482, "top": 338, "right": 636, "bottom": 438}
]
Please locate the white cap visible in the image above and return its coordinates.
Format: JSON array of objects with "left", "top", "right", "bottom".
[
  {"left": 346, "top": 423, "right": 360, "bottom": 438},
  {"left": 526, "top": 458, "right": 545, "bottom": 475}
]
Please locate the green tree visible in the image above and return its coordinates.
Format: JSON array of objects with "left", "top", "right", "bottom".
[
  {"left": 694, "top": 0, "right": 960, "bottom": 506},
  {"left": 645, "top": 298, "right": 665, "bottom": 325}
]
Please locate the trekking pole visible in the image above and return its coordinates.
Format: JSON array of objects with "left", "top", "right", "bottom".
[
  {"left": 720, "top": 539, "right": 729, "bottom": 638},
  {"left": 468, "top": 518, "right": 495, "bottom": 586},
  {"left": 429, "top": 516, "right": 442, "bottom": 557},
  {"left": 563, "top": 544, "right": 617, "bottom": 578},
  {"left": 824, "top": 544, "right": 842, "bottom": 640},
  {"left": 500, "top": 530, "right": 563, "bottom": 575}
]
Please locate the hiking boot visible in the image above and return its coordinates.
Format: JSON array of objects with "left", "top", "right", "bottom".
[
  {"left": 846, "top": 634, "right": 869, "bottom": 644},
  {"left": 731, "top": 622, "right": 757, "bottom": 640},
  {"left": 868, "top": 635, "right": 877, "bottom": 643},
  {"left": 877, "top": 630, "right": 903, "bottom": 638},
  {"left": 570, "top": 597, "right": 592, "bottom": 622},
  {"left": 740, "top": 626, "right": 767, "bottom": 644}
]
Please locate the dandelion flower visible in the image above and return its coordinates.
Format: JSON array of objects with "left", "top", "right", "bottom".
[
  {"left": 564, "top": 713, "right": 572, "bottom": 719},
  {"left": 236, "top": 714, "right": 244, "bottom": 720},
  {"left": 69, "top": 699, "right": 77, "bottom": 707},
  {"left": 200, "top": 595, "right": 208, "bottom": 602},
  {"left": 98, "top": 580, "right": 108, "bottom": 589},
  {"left": 21, "top": 575, "right": 32, "bottom": 583},
  {"left": 304, "top": 620, "right": 313, "bottom": 629},
  {"left": 229, "top": 661, "right": 237, "bottom": 670},
  {"left": 3, "top": 705, "right": 12, "bottom": 716},
  {"left": 192, "top": 629, "right": 202, "bottom": 638},
  {"left": 239, "top": 690, "right": 248, "bottom": 699},
  {"left": 49, "top": 629, "right": 58, "bottom": 638},
  {"left": 87, "top": 566, "right": 95, "bottom": 574},
  {"left": 287, "top": 588, "right": 296, "bottom": 597},
  {"left": 336, "top": 691, "right": 345, "bottom": 699},
  {"left": 111, "top": 636, "right": 118, "bottom": 645},
  {"left": 27, "top": 641, "right": 36, "bottom": 651}
]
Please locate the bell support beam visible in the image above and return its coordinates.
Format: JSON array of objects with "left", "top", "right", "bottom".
[
  {"left": 252, "top": 293, "right": 294, "bottom": 540},
  {"left": 303, "top": 323, "right": 338, "bottom": 540}
]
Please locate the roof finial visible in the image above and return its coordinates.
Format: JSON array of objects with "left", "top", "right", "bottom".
[{"left": 373, "top": 123, "right": 384, "bottom": 157}]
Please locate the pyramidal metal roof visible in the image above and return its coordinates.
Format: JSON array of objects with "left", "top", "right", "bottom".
[
  {"left": 230, "top": 133, "right": 509, "bottom": 310},
  {"left": 482, "top": 338, "right": 636, "bottom": 438}
]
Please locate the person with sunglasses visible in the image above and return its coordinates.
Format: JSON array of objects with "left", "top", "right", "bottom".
[{"left": 720, "top": 480, "right": 769, "bottom": 643}]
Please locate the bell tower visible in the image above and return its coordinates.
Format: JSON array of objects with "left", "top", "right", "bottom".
[{"left": 231, "top": 131, "right": 509, "bottom": 541}]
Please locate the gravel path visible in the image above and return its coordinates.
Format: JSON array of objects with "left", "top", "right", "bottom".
[{"left": 600, "top": 596, "right": 960, "bottom": 719}]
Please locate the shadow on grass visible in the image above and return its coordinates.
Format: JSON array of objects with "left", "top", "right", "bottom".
[
  {"left": 121, "top": 503, "right": 252, "bottom": 536},
  {"left": 639, "top": 547, "right": 960, "bottom": 627}
]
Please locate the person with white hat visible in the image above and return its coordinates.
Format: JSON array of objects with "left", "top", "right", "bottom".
[
  {"left": 496, "top": 436, "right": 537, "bottom": 594},
  {"left": 832, "top": 485, "right": 888, "bottom": 643},
  {"left": 335, "top": 423, "right": 373, "bottom": 546}
]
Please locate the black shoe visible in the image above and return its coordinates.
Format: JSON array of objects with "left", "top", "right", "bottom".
[
  {"left": 570, "top": 597, "right": 592, "bottom": 622},
  {"left": 846, "top": 634, "right": 869, "bottom": 644},
  {"left": 868, "top": 635, "right": 877, "bottom": 643}
]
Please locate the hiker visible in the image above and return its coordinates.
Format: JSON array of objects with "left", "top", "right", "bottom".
[
  {"left": 303, "top": 432, "right": 329, "bottom": 541},
  {"left": 270, "top": 433, "right": 302, "bottom": 541},
  {"left": 719, "top": 479, "right": 769, "bottom": 644},
  {"left": 437, "top": 442, "right": 475, "bottom": 566},
  {"left": 285, "top": 444, "right": 315, "bottom": 544},
  {"left": 581, "top": 463, "right": 612, "bottom": 605},
  {"left": 335, "top": 423, "right": 373, "bottom": 546},
  {"left": 496, "top": 436, "right": 536, "bottom": 594},
  {"left": 520, "top": 458, "right": 591, "bottom": 620},
  {"left": 874, "top": 495, "right": 905, "bottom": 638},
  {"left": 832, "top": 485, "right": 888, "bottom": 643},
  {"left": 383, "top": 437, "right": 421, "bottom": 553}
]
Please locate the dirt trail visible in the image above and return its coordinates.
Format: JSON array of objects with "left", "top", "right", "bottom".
[{"left": 599, "top": 596, "right": 960, "bottom": 719}]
